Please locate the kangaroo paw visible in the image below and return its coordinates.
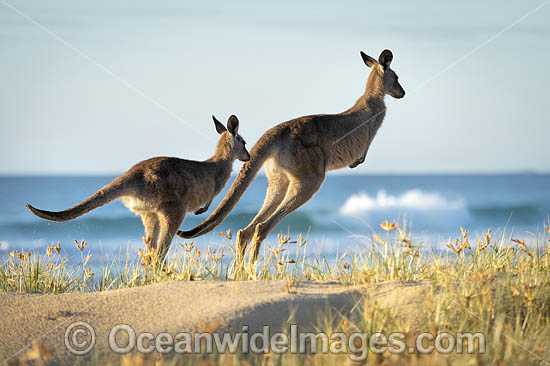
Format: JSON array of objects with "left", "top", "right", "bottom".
[
  {"left": 194, "top": 207, "right": 207, "bottom": 215},
  {"left": 349, "top": 157, "right": 365, "bottom": 168}
]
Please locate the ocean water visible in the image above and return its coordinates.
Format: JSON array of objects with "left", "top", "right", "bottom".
[{"left": 0, "top": 174, "right": 548, "bottom": 263}]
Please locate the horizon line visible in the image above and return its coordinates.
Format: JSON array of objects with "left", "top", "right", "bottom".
[{"left": 1, "top": 170, "right": 549, "bottom": 178}]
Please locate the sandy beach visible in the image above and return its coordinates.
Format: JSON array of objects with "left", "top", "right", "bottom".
[{"left": 0, "top": 280, "right": 429, "bottom": 363}]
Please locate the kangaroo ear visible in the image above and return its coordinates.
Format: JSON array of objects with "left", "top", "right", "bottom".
[
  {"left": 378, "top": 49, "right": 393, "bottom": 70},
  {"left": 227, "top": 115, "right": 239, "bottom": 135},
  {"left": 213, "top": 115, "right": 227, "bottom": 134},
  {"left": 360, "top": 51, "right": 377, "bottom": 68}
]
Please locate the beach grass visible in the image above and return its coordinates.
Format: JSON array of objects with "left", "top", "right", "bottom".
[{"left": 2, "top": 221, "right": 550, "bottom": 364}]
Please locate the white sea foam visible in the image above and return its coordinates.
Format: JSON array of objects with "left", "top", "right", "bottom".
[
  {"left": 0, "top": 241, "right": 9, "bottom": 251},
  {"left": 340, "top": 189, "right": 464, "bottom": 215}
]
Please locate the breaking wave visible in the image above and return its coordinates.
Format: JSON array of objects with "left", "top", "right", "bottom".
[{"left": 340, "top": 189, "right": 464, "bottom": 215}]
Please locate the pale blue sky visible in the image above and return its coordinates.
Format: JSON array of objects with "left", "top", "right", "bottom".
[{"left": 1, "top": 0, "right": 549, "bottom": 174}]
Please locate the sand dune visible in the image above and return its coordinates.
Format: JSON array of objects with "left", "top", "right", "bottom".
[{"left": 0, "top": 280, "right": 430, "bottom": 363}]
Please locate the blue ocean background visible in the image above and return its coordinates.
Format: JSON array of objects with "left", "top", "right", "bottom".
[{"left": 0, "top": 174, "right": 548, "bottom": 263}]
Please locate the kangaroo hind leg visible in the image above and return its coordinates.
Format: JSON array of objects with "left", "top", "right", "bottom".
[
  {"left": 236, "top": 165, "right": 289, "bottom": 257},
  {"left": 250, "top": 174, "right": 324, "bottom": 262},
  {"left": 156, "top": 204, "right": 186, "bottom": 262},
  {"left": 140, "top": 212, "right": 160, "bottom": 253}
]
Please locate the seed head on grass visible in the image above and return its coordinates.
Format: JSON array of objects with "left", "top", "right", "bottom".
[
  {"left": 217, "top": 229, "right": 232, "bottom": 240},
  {"left": 380, "top": 220, "right": 399, "bottom": 231},
  {"left": 74, "top": 240, "right": 88, "bottom": 252}
]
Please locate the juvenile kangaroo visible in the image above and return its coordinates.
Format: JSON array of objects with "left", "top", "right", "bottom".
[
  {"left": 177, "top": 50, "right": 405, "bottom": 261},
  {"left": 27, "top": 115, "right": 250, "bottom": 260}
]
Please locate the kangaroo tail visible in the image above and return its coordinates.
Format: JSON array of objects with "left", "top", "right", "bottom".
[
  {"left": 177, "top": 137, "right": 277, "bottom": 239},
  {"left": 26, "top": 177, "right": 129, "bottom": 222}
]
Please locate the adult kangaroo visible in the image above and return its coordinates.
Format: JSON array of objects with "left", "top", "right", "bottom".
[
  {"left": 178, "top": 50, "right": 405, "bottom": 261},
  {"left": 27, "top": 115, "right": 250, "bottom": 260}
]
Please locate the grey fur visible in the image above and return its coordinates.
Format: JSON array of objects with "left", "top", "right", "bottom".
[
  {"left": 178, "top": 50, "right": 405, "bottom": 261},
  {"left": 26, "top": 115, "right": 250, "bottom": 260}
]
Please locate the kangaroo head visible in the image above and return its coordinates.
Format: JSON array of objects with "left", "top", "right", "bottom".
[
  {"left": 213, "top": 115, "right": 250, "bottom": 162},
  {"left": 361, "top": 49, "right": 405, "bottom": 99}
]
